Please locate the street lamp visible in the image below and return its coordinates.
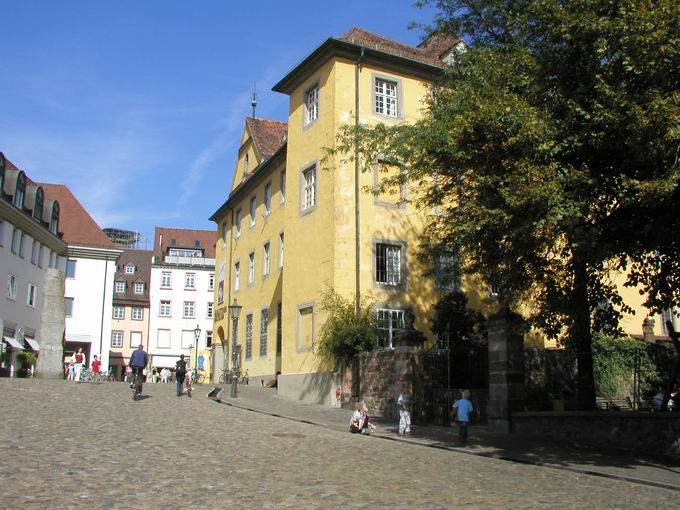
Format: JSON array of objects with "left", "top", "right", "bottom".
[
  {"left": 228, "top": 299, "right": 242, "bottom": 397},
  {"left": 193, "top": 323, "right": 201, "bottom": 373}
]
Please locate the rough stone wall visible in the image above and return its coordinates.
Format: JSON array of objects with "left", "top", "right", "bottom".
[
  {"left": 36, "top": 268, "right": 65, "bottom": 379},
  {"left": 340, "top": 350, "right": 396, "bottom": 417},
  {"left": 512, "top": 411, "right": 680, "bottom": 460}
]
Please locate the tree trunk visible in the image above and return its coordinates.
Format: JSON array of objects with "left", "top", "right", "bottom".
[{"left": 572, "top": 251, "right": 597, "bottom": 410}]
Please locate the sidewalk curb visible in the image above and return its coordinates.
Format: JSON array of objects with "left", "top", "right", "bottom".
[{"left": 215, "top": 398, "right": 680, "bottom": 493}]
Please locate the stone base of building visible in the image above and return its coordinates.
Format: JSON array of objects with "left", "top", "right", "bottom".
[{"left": 278, "top": 371, "right": 338, "bottom": 406}]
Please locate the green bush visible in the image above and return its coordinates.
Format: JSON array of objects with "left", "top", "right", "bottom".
[{"left": 316, "top": 287, "right": 378, "bottom": 367}]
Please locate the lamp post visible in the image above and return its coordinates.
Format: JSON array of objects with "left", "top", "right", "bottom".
[
  {"left": 228, "top": 299, "right": 242, "bottom": 397},
  {"left": 193, "top": 323, "right": 201, "bottom": 374}
]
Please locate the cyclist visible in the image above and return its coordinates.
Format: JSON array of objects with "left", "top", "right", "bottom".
[{"left": 128, "top": 344, "right": 148, "bottom": 399}]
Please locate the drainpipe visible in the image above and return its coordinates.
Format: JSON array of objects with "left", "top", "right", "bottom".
[
  {"left": 354, "top": 47, "right": 365, "bottom": 316},
  {"left": 225, "top": 208, "right": 234, "bottom": 371}
]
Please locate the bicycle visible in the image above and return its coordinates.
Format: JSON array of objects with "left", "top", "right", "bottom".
[
  {"left": 189, "top": 369, "right": 206, "bottom": 385},
  {"left": 131, "top": 367, "right": 143, "bottom": 400},
  {"left": 239, "top": 369, "right": 249, "bottom": 385},
  {"left": 218, "top": 368, "right": 233, "bottom": 384}
]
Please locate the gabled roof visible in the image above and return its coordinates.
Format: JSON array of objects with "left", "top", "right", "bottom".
[
  {"left": 38, "top": 183, "right": 116, "bottom": 249},
  {"left": 245, "top": 117, "right": 288, "bottom": 161},
  {"left": 113, "top": 248, "right": 152, "bottom": 306},
  {"left": 153, "top": 226, "right": 216, "bottom": 258}
]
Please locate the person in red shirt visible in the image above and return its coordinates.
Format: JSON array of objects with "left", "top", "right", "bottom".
[{"left": 91, "top": 355, "right": 101, "bottom": 375}]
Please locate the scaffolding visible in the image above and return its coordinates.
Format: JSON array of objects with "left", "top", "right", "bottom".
[{"left": 103, "top": 228, "right": 147, "bottom": 249}]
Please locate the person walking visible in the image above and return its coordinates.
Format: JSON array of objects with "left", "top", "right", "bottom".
[
  {"left": 397, "top": 384, "right": 412, "bottom": 436},
  {"left": 91, "top": 355, "right": 101, "bottom": 376},
  {"left": 451, "top": 389, "right": 474, "bottom": 445},
  {"left": 175, "top": 355, "right": 188, "bottom": 397},
  {"left": 72, "top": 348, "right": 85, "bottom": 382}
]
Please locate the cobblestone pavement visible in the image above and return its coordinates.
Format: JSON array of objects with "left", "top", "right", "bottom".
[{"left": 0, "top": 379, "right": 677, "bottom": 509}]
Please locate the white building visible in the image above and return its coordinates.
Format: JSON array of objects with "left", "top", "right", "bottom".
[
  {"left": 1, "top": 153, "right": 67, "bottom": 377},
  {"left": 41, "top": 184, "right": 122, "bottom": 371},
  {"left": 148, "top": 227, "right": 215, "bottom": 375}
]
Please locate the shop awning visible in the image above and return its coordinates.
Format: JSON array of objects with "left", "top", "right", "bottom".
[
  {"left": 25, "top": 338, "right": 40, "bottom": 351},
  {"left": 3, "top": 337, "right": 25, "bottom": 350},
  {"left": 151, "top": 356, "right": 181, "bottom": 368}
]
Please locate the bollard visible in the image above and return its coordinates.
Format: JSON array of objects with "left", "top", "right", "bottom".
[{"left": 230, "top": 376, "right": 238, "bottom": 398}]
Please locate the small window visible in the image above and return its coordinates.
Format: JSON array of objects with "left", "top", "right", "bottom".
[
  {"left": 159, "top": 300, "right": 171, "bottom": 317},
  {"left": 157, "top": 329, "right": 171, "bottom": 348},
  {"left": 31, "top": 241, "right": 40, "bottom": 265},
  {"left": 435, "top": 251, "right": 461, "bottom": 291},
  {"left": 207, "top": 302, "right": 214, "bottom": 319},
  {"left": 185, "top": 272, "right": 196, "bottom": 289},
  {"left": 264, "top": 182, "right": 272, "bottom": 216},
  {"left": 244, "top": 153, "right": 249, "bottom": 174},
  {"left": 33, "top": 187, "right": 44, "bottom": 221},
  {"left": 304, "top": 84, "right": 319, "bottom": 125},
  {"left": 301, "top": 165, "right": 317, "bottom": 212},
  {"left": 27, "top": 283, "right": 37, "bottom": 307},
  {"left": 263, "top": 242, "right": 271, "bottom": 276},
  {"left": 248, "top": 253, "right": 255, "bottom": 284},
  {"left": 171, "top": 238, "right": 177, "bottom": 246},
  {"left": 161, "top": 272, "right": 171, "bottom": 288},
  {"left": 374, "top": 77, "right": 399, "bottom": 118},
  {"left": 131, "top": 307, "right": 143, "bottom": 320},
  {"left": 279, "top": 232, "right": 284, "bottom": 269},
  {"left": 115, "top": 281, "right": 126, "bottom": 293},
  {"left": 50, "top": 202, "right": 59, "bottom": 235},
  {"left": 222, "top": 221, "right": 228, "bottom": 243},
  {"left": 19, "top": 232, "right": 27, "bottom": 258},
  {"left": 66, "top": 260, "right": 77, "bottom": 279},
  {"left": 260, "top": 308, "right": 269, "bottom": 357},
  {"left": 7, "top": 274, "right": 17, "bottom": 300},
  {"left": 111, "top": 331, "right": 123, "bottom": 348},
  {"left": 194, "top": 240, "right": 201, "bottom": 248},
  {"left": 276, "top": 302, "right": 282, "bottom": 354},
  {"left": 11, "top": 228, "right": 20, "bottom": 254},
  {"left": 375, "top": 243, "right": 403, "bottom": 286},
  {"left": 130, "top": 331, "right": 142, "bottom": 348},
  {"left": 134, "top": 282, "right": 144, "bottom": 294},
  {"left": 14, "top": 172, "right": 26, "bottom": 209},
  {"left": 249, "top": 196, "right": 257, "bottom": 227},
  {"left": 245, "top": 314, "right": 253, "bottom": 360},
  {"left": 235, "top": 209, "right": 242, "bottom": 238},
  {"left": 280, "top": 171, "right": 286, "bottom": 204},
  {"left": 206, "top": 330, "right": 213, "bottom": 348},
  {"left": 113, "top": 306, "right": 125, "bottom": 320},
  {"left": 124, "top": 264, "right": 135, "bottom": 274},
  {"left": 183, "top": 301, "right": 195, "bottom": 319},
  {"left": 208, "top": 273, "right": 215, "bottom": 291},
  {"left": 234, "top": 262, "right": 241, "bottom": 292},
  {"left": 376, "top": 308, "right": 405, "bottom": 348},
  {"left": 65, "top": 297, "right": 74, "bottom": 317}
]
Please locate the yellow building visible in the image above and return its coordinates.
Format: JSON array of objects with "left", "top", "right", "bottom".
[{"left": 211, "top": 27, "right": 673, "bottom": 405}]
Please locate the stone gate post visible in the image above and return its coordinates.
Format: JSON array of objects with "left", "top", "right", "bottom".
[
  {"left": 36, "top": 268, "right": 65, "bottom": 379},
  {"left": 486, "top": 309, "right": 525, "bottom": 433},
  {"left": 393, "top": 308, "right": 425, "bottom": 419}
]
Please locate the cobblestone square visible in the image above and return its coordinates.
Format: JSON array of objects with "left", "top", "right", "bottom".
[{"left": 0, "top": 379, "right": 677, "bottom": 509}]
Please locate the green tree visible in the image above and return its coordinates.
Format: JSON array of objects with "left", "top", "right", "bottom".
[
  {"left": 332, "top": 0, "right": 680, "bottom": 409},
  {"left": 316, "top": 287, "right": 378, "bottom": 367},
  {"left": 431, "top": 290, "right": 487, "bottom": 351}
]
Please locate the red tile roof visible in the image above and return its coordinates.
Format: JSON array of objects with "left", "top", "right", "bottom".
[
  {"left": 339, "top": 27, "right": 459, "bottom": 67},
  {"left": 39, "top": 183, "right": 116, "bottom": 249},
  {"left": 246, "top": 117, "right": 287, "bottom": 161},
  {"left": 153, "top": 226, "right": 216, "bottom": 258}
]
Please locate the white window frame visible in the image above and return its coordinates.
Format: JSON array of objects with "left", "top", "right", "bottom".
[
  {"left": 27, "top": 283, "right": 37, "bottom": 307},
  {"left": 11, "top": 228, "right": 20, "bottom": 254},
  {"left": 115, "top": 281, "right": 126, "bottom": 293},
  {"left": 183, "top": 301, "right": 195, "bottom": 319},
  {"left": 133, "top": 282, "right": 144, "bottom": 294},
  {"left": 249, "top": 196, "right": 257, "bottom": 227},
  {"left": 376, "top": 308, "right": 405, "bottom": 349},
  {"left": 259, "top": 308, "right": 269, "bottom": 357},
  {"left": 208, "top": 273, "right": 215, "bottom": 291},
  {"left": 263, "top": 242, "right": 271, "bottom": 276},
  {"left": 113, "top": 306, "right": 125, "bottom": 320},
  {"left": 248, "top": 252, "right": 255, "bottom": 285},
  {"left": 159, "top": 300, "right": 171, "bottom": 317},
  {"left": 374, "top": 76, "right": 400, "bottom": 118},
  {"left": 111, "top": 331, "right": 123, "bottom": 348},
  {"left": 234, "top": 262, "right": 241, "bottom": 292},
  {"left": 131, "top": 307, "right": 143, "bottom": 321},
  {"left": 7, "top": 274, "right": 17, "bottom": 300},
  {"left": 66, "top": 259, "right": 77, "bottom": 279},
  {"left": 235, "top": 209, "right": 242, "bottom": 238},
  {"left": 279, "top": 232, "right": 284, "bottom": 269},
  {"left": 157, "top": 329, "right": 171, "bottom": 349},
  {"left": 264, "top": 182, "right": 272, "bottom": 216},
  {"left": 280, "top": 171, "right": 286, "bottom": 204},
  {"left": 185, "top": 272, "right": 196, "bottom": 290},
  {"left": 435, "top": 251, "right": 461, "bottom": 291},
  {"left": 304, "top": 84, "right": 319, "bottom": 126},
  {"left": 130, "top": 331, "right": 143, "bottom": 349},
  {"left": 245, "top": 313, "right": 253, "bottom": 360},
  {"left": 375, "top": 242, "right": 404, "bottom": 287},
  {"left": 161, "top": 271, "right": 172, "bottom": 288},
  {"left": 301, "top": 164, "right": 317, "bottom": 213},
  {"left": 124, "top": 264, "right": 135, "bottom": 274},
  {"left": 207, "top": 302, "right": 214, "bottom": 319}
]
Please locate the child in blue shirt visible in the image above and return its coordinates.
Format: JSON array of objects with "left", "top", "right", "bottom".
[{"left": 452, "top": 389, "right": 474, "bottom": 444}]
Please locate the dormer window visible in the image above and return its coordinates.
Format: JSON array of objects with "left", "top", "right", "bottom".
[
  {"left": 14, "top": 172, "right": 26, "bottom": 209},
  {"left": 50, "top": 201, "right": 60, "bottom": 235},
  {"left": 115, "top": 281, "right": 126, "bottom": 293},
  {"left": 33, "top": 187, "right": 44, "bottom": 222},
  {"left": 124, "top": 264, "right": 135, "bottom": 274},
  {"left": 304, "top": 84, "right": 319, "bottom": 126},
  {"left": 244, "top": 153, "right": 249, "bottom": 174}
]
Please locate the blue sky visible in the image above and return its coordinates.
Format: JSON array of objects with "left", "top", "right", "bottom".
[{"left": 0, "top": 1, "right": 436, "bottom": 246}]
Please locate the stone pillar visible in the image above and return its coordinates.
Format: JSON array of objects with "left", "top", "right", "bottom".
[
  {"left": 393, "top": 308, "right": 425, "bottom": 420},
  {"left": 36, "top": 268, "right": 65, "bottom": 379},
  {"left": 642, "top": 317, "right": 655, "bottom": 342},
  {"left": 487, "top": 309, "right": 525, "bottom": 433}
]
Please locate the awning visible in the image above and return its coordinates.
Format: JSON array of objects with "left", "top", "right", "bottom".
[
  {"left": 3, "top": 337, "right": 25, "bottom": 350},
  {"left": 25, "top": 338, "right": 40, "bottom": 351},
  {"left": 65, "top": 334, "right": 92, "bottom": 343},
  {"left": 151, "top": 355, "right": 181, "bottom": 368}
]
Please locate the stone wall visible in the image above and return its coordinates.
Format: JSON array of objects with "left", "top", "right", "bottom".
[
  {"left": 512, "top": 411, "right": 680, "bottom": 459},
  {"left": 340, "top": 350, "right": 396, "bottom": 417}
]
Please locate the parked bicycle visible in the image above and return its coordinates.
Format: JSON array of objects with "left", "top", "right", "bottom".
[{"left": 189, "top": 368, "right": 206, "bottom": 385}]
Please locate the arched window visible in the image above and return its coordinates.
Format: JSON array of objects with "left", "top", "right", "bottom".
[
  {"left": 33, "top": 187, "right": 44, "bottom": 222},
  {"left": 14, "top": 171, "right": 26, "bottom": 209},
  {"left": 50, "top": 201, "right": 60, "bottom": 235}
]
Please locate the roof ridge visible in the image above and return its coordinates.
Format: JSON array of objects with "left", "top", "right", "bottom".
[
  {"left": 155, "top": 226, "right": 215, "bottom": 233},
  {"left": 341, "top": 27, "right": 429, "bottom": 53}
]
